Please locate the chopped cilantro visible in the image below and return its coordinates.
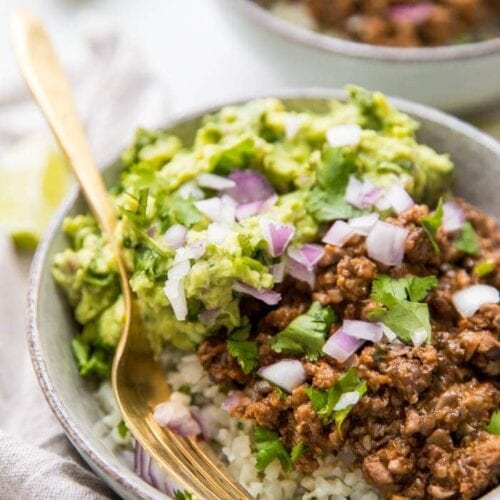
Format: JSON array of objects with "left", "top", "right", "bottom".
[
  {"left": 370, "top": 274, "right": 436, "bottom": 345},
  {"left": 421, "top": 198, "right": 443, "bottom": 252},
  {"left": 117, "top": 420, "right": 129, "bottom": 438},
  {"left": 178, "top": 385, "right": 191, "bottom": 396},
  {"left": 486, "top": 410, "right": 500, "bottom": 435},
  {"left": 227, "top": 339, "right": 259, "bottom": 374},
  {"left": 473, "top": 260, "right": 495, "bottom": 278},
  {"left": 305, "top": 367, "right": 367, "bottom": 431},
  {"left": 231, "top": 317, "right": 251, "bottom": 341},
  {"left": 271, "top": 302, "right": 337, "bottom": 361},
  {"left": 174, "top": 490, "right": 193, "bottom": 500},
  {"left": 274, "top": 386, "right": 287, "bottom": 400},
  {"left": 254, "top": 426, "right": 292, "bottom": 472},
  {"left": 120, "top": 188, "right": 150, "bottom": 226},
  {"left": 307, "top": 147, "right": 364, "bottom": 222},
  {"left": 290, "top": 443, "right": 306, "bottom": 463},
  {"left": 168, "top": 193, "right": 203, "bottom": 228},
  {"left": 371, "top": 274, "right": 437, "bottom": 305},
  {"left": 455, "top": 222, "right": 480, "bottom": 256}
]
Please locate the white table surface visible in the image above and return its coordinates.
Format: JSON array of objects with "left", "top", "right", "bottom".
[{"left": 0, "top": 0, "right": 295, "bottom": 118}]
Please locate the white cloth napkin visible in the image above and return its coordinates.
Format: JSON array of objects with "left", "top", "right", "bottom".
[{"left": 0, "top": 29, "right": 168, "bottom": 499}]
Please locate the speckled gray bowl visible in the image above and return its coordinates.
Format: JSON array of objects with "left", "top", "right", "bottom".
[{"left": 28, "top": 89, "right": 500, "bottom": 500}]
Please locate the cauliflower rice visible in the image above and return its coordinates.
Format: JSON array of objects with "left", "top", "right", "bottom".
[{"left": 94, "top": 353, "right": 379, "bottom": 499}]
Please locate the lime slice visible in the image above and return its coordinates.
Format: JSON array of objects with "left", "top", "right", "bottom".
[{"left": 0, "top": 132, "right": 72, "bottom": 250}]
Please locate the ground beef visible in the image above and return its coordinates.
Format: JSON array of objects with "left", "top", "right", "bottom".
[
  {"left": 282, "top": 0, "right": 500, "bottom": 47},
  {"left": 197, "top": 198, "right": 500, "bottom": 499}
]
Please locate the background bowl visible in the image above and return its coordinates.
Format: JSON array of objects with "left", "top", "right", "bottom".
[
  {"left": 225, "top": 0, "right": 500, "bottom": 113},
  {"left": 29, "top": 89, "right": 500, "bottom": 500}
]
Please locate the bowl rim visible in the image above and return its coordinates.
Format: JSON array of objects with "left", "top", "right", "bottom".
[
  {"left": 28, "top": 87, "right": 500, "bottom": 499},
  {"left": 232, "top": 0, "right": 500, "bottom": 62}
]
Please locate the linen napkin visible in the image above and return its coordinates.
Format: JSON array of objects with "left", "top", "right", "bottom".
[{"left": 0, "top": 28, "right": 168, "bottom": 499}]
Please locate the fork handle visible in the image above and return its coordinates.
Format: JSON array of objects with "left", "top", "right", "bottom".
[{"left": 11, "top": 9, "right": 117, "bottom": 242}]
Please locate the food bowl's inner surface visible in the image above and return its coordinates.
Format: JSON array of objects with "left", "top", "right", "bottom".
[
  {"left": 257, "top": 0, "right": 500, "bottom": 47},
  {"left": 32, "top": 92, "right": 500, "bottom": 500}
]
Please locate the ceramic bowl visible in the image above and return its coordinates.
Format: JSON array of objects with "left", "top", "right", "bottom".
[
  {"left": 28, "top": 89, "right": 500, "bottom": 500},
  {"left": 226, "top": 0, "right": 500, "bottom": 113}
]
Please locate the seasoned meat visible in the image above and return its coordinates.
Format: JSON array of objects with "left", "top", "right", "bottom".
[
  {"left": 283, "top": 0, "right": 500, "bottom": 47},
  {"left": 197, "top": 198, "right": 500, "bottom": 499}
]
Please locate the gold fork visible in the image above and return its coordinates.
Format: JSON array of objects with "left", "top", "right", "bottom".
[{"left": 11, "top": 10, "right": 252, "bottom": 499}]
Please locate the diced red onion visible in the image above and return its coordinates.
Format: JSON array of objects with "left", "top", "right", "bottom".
[
  {"left": 390, "top": 2, "right": 432, "bottom": 24},
  {"left": 225, "top": 170, "right": 275, "bottom": 204},
  {"left": 285, "top": 255, "right": 315, "bottom": 289},
  {"left": 443, "top": 201, "right": 465, "bottom": 232},
  {"left": 164, "top": 278, "right": 188, "bottom": 321},
  {"left": 257, "top": 359, "right": 306, "bottom": 393},
  {"left": 452, "top": 284, "right": 499, "bottom": 317},
  {"left": 322, "top": 329, "right": 365, "bottom": 363},
  {"left": 232, "top": 281, "right": 281, "bottom": 305},
  {"left": 194, "top": 197, "right": 222, "bottom": 222},
  {"left": 190, "top": 406, "right": 212, "bottom": 440},
  {"left": 342, "top": 320, "right": 383, "bottom": 342},
  {"left": 272, "top": 260, "right": 286, "bottom": 283},
  {"left": 345, "top": 176, "right": 384, "bottom": 209},
  {"left": 197, "top": 172, "right": 236, "bottom": 190},
  {"left": 411, "top": 327, "right": 428, "bottom": 347},
  {"left": 348, "top": 213, "right": 379, "bottom": 236},
  {"left": 198, "top": 308, "right": 220, "bottom": 326},
  {"left": 164, "top": 224, "right": 188, "bottom": 249},
  {"left": 261, "top": 220, "right": 295, "bottom": 257},
  {"left": 323, "top": 220, "right": 355, "bottom": 247},
  {"left": 333, "top": 390, "right": 360, "bottom": 411},
  {"left": 134, "top": 442, "right": 179, "bottom": 495},
  {"left": 287, "top": 244, "right": 324, "bottom": 270},
  {"left": 378, "top": 322, "right": 397, "bottom": 342},
  {"left": 207, "top": 222, "right": 229, "bottom": 244},
  {"left": 385, "top": 184, "right": 414, "bottom": 214},
  {"left": 153, "top": 400, "right": 202, "bottom": 437},
  {"left": 222, "top": 390, "right": 245, "bottom": 412},
  {"left": 326, "top": 124, "right": 362, "bottom": 148},
  {"left": 174, "top": 241, "right": 206, "bottom": 263},
  {"left": 366, "top": 221, "right": 408, "bottom": 266},
  {"left": 168, "top": 260, "right": 190, "bottom": 280},
  {"left": 235, "top": 200, "right": 265, "bottom": 221}
]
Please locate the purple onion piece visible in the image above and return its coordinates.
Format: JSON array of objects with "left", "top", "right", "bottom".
[
  {"left": 262, "top": 220, "right": 295, "bottom": 257},
  {"left": 366, "top": 220, "right": 408, "bottom": 266},
  {"left": 342, "top": 319, "right": 383, "bottom": 342},
  {"left": 153, "top": 400, "right": 202, "bottom": 437},
  {"left": 257, "top": 359, "right": 306, "bottom": 393},
  {"left": 286, "top": 255, "right": 315, "bottom": 289},
  {"left": 322, "top": 329, "right": 365, "bottom": 363},
  {"left": 442, "top": 201, "right": 465, "bottom": 232},
  {"left": 222, "top": 390, "right": 245, "bottom": 412},
  {"left": 224, "top": 170, "right": 275, "bottom": 203},
  {"left": 232, "top": 281, "right": 282, "bottom": 305},
  {"left": 322, "top": 220, "right": 355, "bottom": 247},
  {"left": 347, "top": 213, "right": 379, "bottom": 236},
  {"left": 385, "top": 185, "right": 414, "bottom": 214},
  {"left": 390, "top": 2, "right": 432, "bottom": 24},
  {"left": 164, "top": 224, "right": 188, "bottom": 249},
  {"left": 198, "top": 308, "right": 220, "bottom": 326}
]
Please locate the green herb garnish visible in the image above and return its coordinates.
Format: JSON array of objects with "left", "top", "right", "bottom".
[
  {"left": 305, "top": 367, "right": 367, "bottom": 431},
  {"left": 227, "top": 339, "right": 259, "bottom": 374},
  {"left": 271, "top": 302, "right": 337, "bottom": 361},
  {"left": 117, "top": 420, "right": 129, "bottom": 439},
  {"left": 486, "top": 411, "right": 500, "bottom": 435},
  {"left": 473, "top": 260, "right": 495, "bottom": 278},
  {"left": 254, "top": 426, "right": 292, "bottom": 472},
  {"left": 290, "top": 443, "right": 306, "bottom": 463},
  {"left": 455, "top": 222, "right": 480, "bottom": 256},
  {"left": 421, "top": 198, "right": 443, "bottom": 252}
]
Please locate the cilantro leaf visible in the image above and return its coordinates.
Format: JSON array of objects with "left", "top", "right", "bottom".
[
  {"left": 455, "top": 222, "right": 480, "bottom": 256},
  {"left": 117, "top": 420, "right": 129, "bottom": 439},
  {"left": 370, "top": 274, "right": 435, "bottom": 344},
  {"left": 473, "top": 260, "right": 495, "bottom": 278},
  {"left": 290, "top": 443, "right": 306, "bottom": 463},
  {"left": 380, "top": 301, "right": 432, "bottom": 344},
  {"left": 173, "top": 491, "right": 193, "bottom": 500},
  {"left": 227, "top": 340, "right": 259, "bottom": 374},
  {"left": 421, "top": 198, "right": 443, "bottom": 253},
  {"left": 120, "top": 188, "right": 150, "bottom": 226},
  {"left": 307, "top": 147, "right": 364, "bottom": 222},
  {"left": 271, "top": 302, "right": 337, "bottom": 361},
  {"left": 305, "top": 367, "right": 367, "bottom": 431},
  {"left": 371, "top": 274, "right": 437, "bottom": 305},
  {"left": 254, "top": 426, "right": 292, "bottom": 472},
  {"left": 486, "top": 410, "right": 500, "bottom": 435}
]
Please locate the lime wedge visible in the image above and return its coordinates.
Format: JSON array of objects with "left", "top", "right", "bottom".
[{"left": 0, "top": 132, "right": 72, "bottom": 250}]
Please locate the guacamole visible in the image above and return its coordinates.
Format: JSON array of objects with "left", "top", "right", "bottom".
[{"left": 52, "top": 87, "right": 453, "bottom": 378}]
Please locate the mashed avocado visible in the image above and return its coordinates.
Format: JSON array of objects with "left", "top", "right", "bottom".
[{"left": 53, "top": 87, "right": 453, "bottom": 378}]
